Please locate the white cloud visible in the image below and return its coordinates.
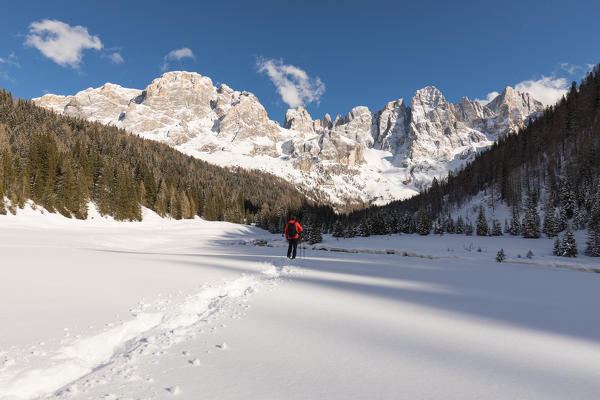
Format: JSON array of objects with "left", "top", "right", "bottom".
[
  {"left": 25, "top": 19, "right": 103, "bottom": 68},
  {"left": 476, "top": 91, "right": 500, "bottom": 106},
  {"left": 559, "top": 62, "right": 595, "bottom": 77},
  {"left": 477, "top": 75, "right": 570, "bottom": 108},
  {"left": 161, "top": 47, "right": 195, "bottom": 71},
  {"left": 514, "top": 76, "right": 569, "bottom": 107},
  {"left": 107, "top": 52, "right": 124, "bottom": 64},
  {"left": 0, "top": 53, "right": 19, "bottom": 81},
  {"left": 0, "top": 71, "right": 12, "bottom": 82},
  {"left": 0, "top": 52, "right": 20, "bottom": 68},
  {"left": 257, "top": 58, "right": 325, "bottom": 109}
]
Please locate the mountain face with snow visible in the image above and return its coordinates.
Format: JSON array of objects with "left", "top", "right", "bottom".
[{"left": 34, "top": 71, "right": 543, "bottom": 207}]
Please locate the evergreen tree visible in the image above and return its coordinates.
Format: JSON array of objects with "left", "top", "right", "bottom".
[
  {"left": 559, "top": 177, "right": 576, "bottom": 219},
  {"left": 491, "top": 219, "right": 503, "bottom": 236},
  {"left": 561, "top": 229, "right": 578, "bottom": 257},
  {"left": 476, "top": 205, "right": 488, "bottom": 236},
  {"left": 358, "top": 218, "right": 370, "bottom": 237},
  {"left": 573, "top": 208, "right": 587, "bottom": 230},
  {"left": 455, "top": 216, "right": 465, "bottom": 234},
  {"left": 345, "top": 225, "right": 357, "bottom": 238},
  {"left": 398, "top": 211, "right": 412, "bottom": 234},
  {"left": 585, "top": 198, "right": 600, "bottom": 256},
  {"left": 433, "top": 219, "right": 444, "bottom": 235},
  {"left": 522, "top": 192, "right": 541, "bottom": 238},
  {"left": 465, "top": 220, "right": 473, "bottom": 236},
  {"left": 332, "top": 220, "right": 344, "bottom": 238},
  {"left": 509, "top": 207, "right": 521, "bottom": 236},
  {"left": 307, "top": 221, "right": 323, "bottom": 244},
  {"left": 415, "top": 209, "right": 431, "bottom": 235},
  {"left": 542, "top": 205, "right": 558, "bottom": 237},
  {"left": 444, "top": 214, "right": 455, "bottom": 233},
  {"left": 586, "top": 229, "right": 600, "bottom": 257}
]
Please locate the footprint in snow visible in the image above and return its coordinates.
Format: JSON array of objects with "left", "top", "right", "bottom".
[
  {"left": 166, "top": 385, "right": 182, "bottom": 395},
  {"left": 216, "top": 342, "right": 228, "bottom": 350},
  {"left": 188, "top": 358, "right": 201, "bottom": 366}
]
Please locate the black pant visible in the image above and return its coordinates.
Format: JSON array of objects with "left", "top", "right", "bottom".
[{"left": 287, "top": 238, "right": 298, "bottom": 259}]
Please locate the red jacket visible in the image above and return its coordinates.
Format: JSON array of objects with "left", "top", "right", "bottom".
[{"left": 285, "top": 220, "right": 303, "bottom": 240}]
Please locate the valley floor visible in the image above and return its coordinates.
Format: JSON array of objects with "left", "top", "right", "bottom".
[{"left": 1, "top": 207, "right": 600, "bottom": 399}]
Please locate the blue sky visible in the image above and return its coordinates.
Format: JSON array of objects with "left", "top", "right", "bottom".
[{"left": 1, "top": 0, "right": 598, "bottom": 123}]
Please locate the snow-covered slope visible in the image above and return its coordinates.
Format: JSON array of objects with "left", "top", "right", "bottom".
[
  {"left": 1, "top": 209, "right": 599, "bottom": 399},
  {"left": 34, "top": 72, "right": 543, "bottom": 207}
]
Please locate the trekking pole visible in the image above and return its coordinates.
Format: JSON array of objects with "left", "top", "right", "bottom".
[{"left": 302, "top": 236, "right": 305, "bottom": 259}]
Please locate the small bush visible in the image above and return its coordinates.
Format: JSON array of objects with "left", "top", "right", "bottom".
[
  {"left": 496, "top": 249, "right": 506, "bottom": 263},
  {"left": 526, "top": 250, "right": 534, "bottom": 259}
]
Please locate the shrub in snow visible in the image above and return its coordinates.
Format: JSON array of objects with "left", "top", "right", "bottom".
[
  {"left": 496, "top": 249, "right": 506, "bottom": 263},
  {"left": 526, "top": 250, "right": 534, "bottom": 259}
]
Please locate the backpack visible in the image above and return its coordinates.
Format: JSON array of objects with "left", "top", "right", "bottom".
[{"left": 287, "top": 221, "right": 297, "bottom": 237}]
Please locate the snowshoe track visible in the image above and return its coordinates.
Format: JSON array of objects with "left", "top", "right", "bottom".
[{"left": 0, "top": 261, "right": 297, "bottom": 400}]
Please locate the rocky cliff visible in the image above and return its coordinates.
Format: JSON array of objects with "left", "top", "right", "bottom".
[{"left": 34, "top": 71, "right": 543, "bottom": 207}]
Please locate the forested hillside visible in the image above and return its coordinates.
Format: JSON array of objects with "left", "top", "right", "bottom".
[
  {"left": 333, "top": 65, "right": 600, "bottom": 255},
  {"left": 0, "top": 89, "right": 313, "bottom": 223}
]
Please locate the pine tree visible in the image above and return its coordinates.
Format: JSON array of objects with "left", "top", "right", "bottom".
[
  {"left": 465, "top": 220, "right": 473, "bottom": 236},
  {"left": 358, "top": 218, "right": 370, "bottom": 237},
  {"left": 491, "top": 219, "right": 503, "bottom": 236},
  {"left": 455, "top": 216, "right": 465, "bottom": 234},
  {"left": 509, "top": 207, "right": 521, "bottom": 235},
  {"left": 398, "top": 211, "right": 412, "bottom": 234},
  {"left": 307, "top": 221, "right": 323, "bottom": 244},
  {"left": 522, "top": 192, "right": 541, "bottom": 238},
  {"left": 552, "top": 237, "right": 561, "bottom": 256},
  {"left": 476, "top": 205, "right": 488, "bottom": 236},
  {"left": 433, "top": 219, "right": 444, "bottom": 235},
  {"left": 345, "top": 225, "right": 357, "bottom": 238},
  {"left": 444, "top": 214, "right": 455, "bottom": 233},
  {"left": 585, "top": 198, "right": 600, "bottom": 256},
  {"left": 586, "top": 229, "right": 600, "bottom": 257},
  {"left": 573, "top": 208, "right": 587, "bottom": 230},
  {"left": 332, "top": 220, "right": 344, "bottom": 238},
  {"left": 415, "top": 210, "right": 431, "bottom": 235},
  {"left": 559, "top": 177, "right": 576, "bottom": 219},
  {"left": 542, "top": 206, "right": 558, "bottom": 237},
  {"left": 561, "top": 229, "right": 578, "bottom": 257}
]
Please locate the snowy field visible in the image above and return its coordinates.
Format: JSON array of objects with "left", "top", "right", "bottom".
[{"left": 1, "top": 206, "right": 600, "bottom": 399}]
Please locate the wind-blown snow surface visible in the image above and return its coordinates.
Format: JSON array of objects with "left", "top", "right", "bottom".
[{"left": 1, "top": 207, "right": 600, "bottom": 399}]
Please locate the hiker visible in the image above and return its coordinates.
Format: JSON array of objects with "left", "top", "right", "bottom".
[{"left": 284, "top": 216, "right": 303, "bottom": 259}]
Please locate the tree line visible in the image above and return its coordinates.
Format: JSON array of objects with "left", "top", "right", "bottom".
[{"left": 0, "top": 89, "right": 322, "bottom": 223}]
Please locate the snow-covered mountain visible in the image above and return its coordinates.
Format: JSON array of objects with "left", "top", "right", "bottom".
[{"left": 34, "top": 71, "right": 543, "bottom": 207}]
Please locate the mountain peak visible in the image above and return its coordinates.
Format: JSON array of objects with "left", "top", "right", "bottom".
[{"left": 412, "top": 86, "right": 447, "bottom": 108}]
